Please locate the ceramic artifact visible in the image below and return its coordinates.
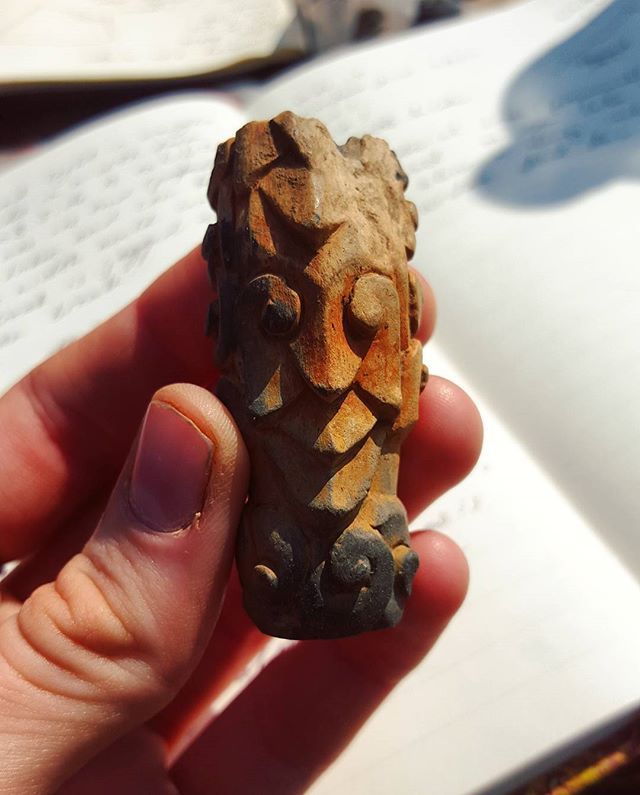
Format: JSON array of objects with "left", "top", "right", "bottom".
[{"left": 202, "top": 111, "right": 426, "bottom": 638}]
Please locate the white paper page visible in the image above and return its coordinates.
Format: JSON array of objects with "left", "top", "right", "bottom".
[
  {"left": 250, "top": 0, "right": 640, "bottom": 574},
  {"left": 0, "top": 93, "right": 246, "bottom": 393},
  {"left": 310, "top": 345, "right": 640, "bottom": 795},
  {"left": 246, "top": 1, "right": 640, "bottom": 793},
  {"left": 0, "top": 0, "right": 296, "bottom": 82}
]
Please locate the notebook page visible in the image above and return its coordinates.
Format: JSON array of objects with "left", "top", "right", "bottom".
[
  {"left": 0, "top": 94, "right": 246, "bottom": 394},
  {"left": 250, "top": 0, "right": 640, "bottom": 573},
  {"left": 310, "top": 346, "right": 640, "bottom": 795},
  {"left": 0, "top": 0, "right": 296, "bottom": 82}
]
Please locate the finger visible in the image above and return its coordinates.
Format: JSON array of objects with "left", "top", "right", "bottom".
[
  {"left": 171, "top": 530, "right": 468, "bottom": 795},
  {"left": 0, "top": 591, "right": 20, "bottom": 625},
  {"left": 1, "top": 510, "right": 269, "bottom": 767},
  {"left": 4, "top": 547, "right": 269, "bottom": 762},
  {"left": 150, "top": 568, "right": 266, "bottom": 757},
  {"left": 411, "top": 268, "right": 436, "bottom": 344},
  {"left": 2, "top": 500, "right": 105, "bottom": 603},
  {"left": 400, "top": 375, "right": 483, "bottom": 520},
  {"left": 0, "top": 247, "right": 214, "bottom": 563},
  {"left": 0, "top": 384, "right": 248, "bottom": 794},
  {"left": 57, "top": 729, "right": 175, "bottom": 795}
]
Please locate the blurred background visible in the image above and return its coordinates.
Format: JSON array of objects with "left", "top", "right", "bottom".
[{"left": 0, "top": 0, "right": 506, "bottom": 155}]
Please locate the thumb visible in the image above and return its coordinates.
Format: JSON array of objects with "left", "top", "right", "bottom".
[{"left": 0, "top": 384, "right": 248, "bottom": 795}]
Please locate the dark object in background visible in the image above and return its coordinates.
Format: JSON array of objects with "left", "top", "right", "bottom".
[
  {"left": 202, "top": 112, "right": 426, "bottom": 639},
  {"left": 296, "top": 0, "right": 461, "bottom": 52},
  {"left": 353, "top": 8, "right": 385, "bottom": 40},
  {"left": 414, "top": 0, "right": 461, "bottom": 23}
]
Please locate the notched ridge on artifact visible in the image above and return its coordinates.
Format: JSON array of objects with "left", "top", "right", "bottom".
[{"left": 203, "top": 111, "right": 424, "bottom": 639}]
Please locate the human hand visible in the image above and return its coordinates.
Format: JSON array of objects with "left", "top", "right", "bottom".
[{"left": 0, "top": 248, "right": 482, "bottom": 795}]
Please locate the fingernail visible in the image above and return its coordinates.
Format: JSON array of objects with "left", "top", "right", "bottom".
[{"left": 130, "top": 402, "right": 213, "bottom": 532}]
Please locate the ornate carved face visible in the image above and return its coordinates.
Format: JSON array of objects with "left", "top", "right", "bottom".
[{"left": 203, "top": 112, "right": 423, "bottom": 639}]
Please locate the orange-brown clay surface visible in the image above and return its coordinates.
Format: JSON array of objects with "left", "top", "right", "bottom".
[{"left": 202, "top": 112, "right": 426, "bottom": 639}]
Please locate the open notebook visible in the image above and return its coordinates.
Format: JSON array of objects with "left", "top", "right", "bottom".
[
  {"left": 0, "top": 0, "right": 299, "bottom": 84},
  {"left": 1, "top": 0, "right": 639, "bottom": 793}
]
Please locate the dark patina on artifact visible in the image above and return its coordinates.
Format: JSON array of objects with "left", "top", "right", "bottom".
[{"left": 202, "top": 112, "right": 426, "bottom": 639}]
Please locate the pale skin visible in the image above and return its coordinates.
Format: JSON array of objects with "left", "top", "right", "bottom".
[{"left": 0, "top": 248, "right": 482, "bottom": 795}]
